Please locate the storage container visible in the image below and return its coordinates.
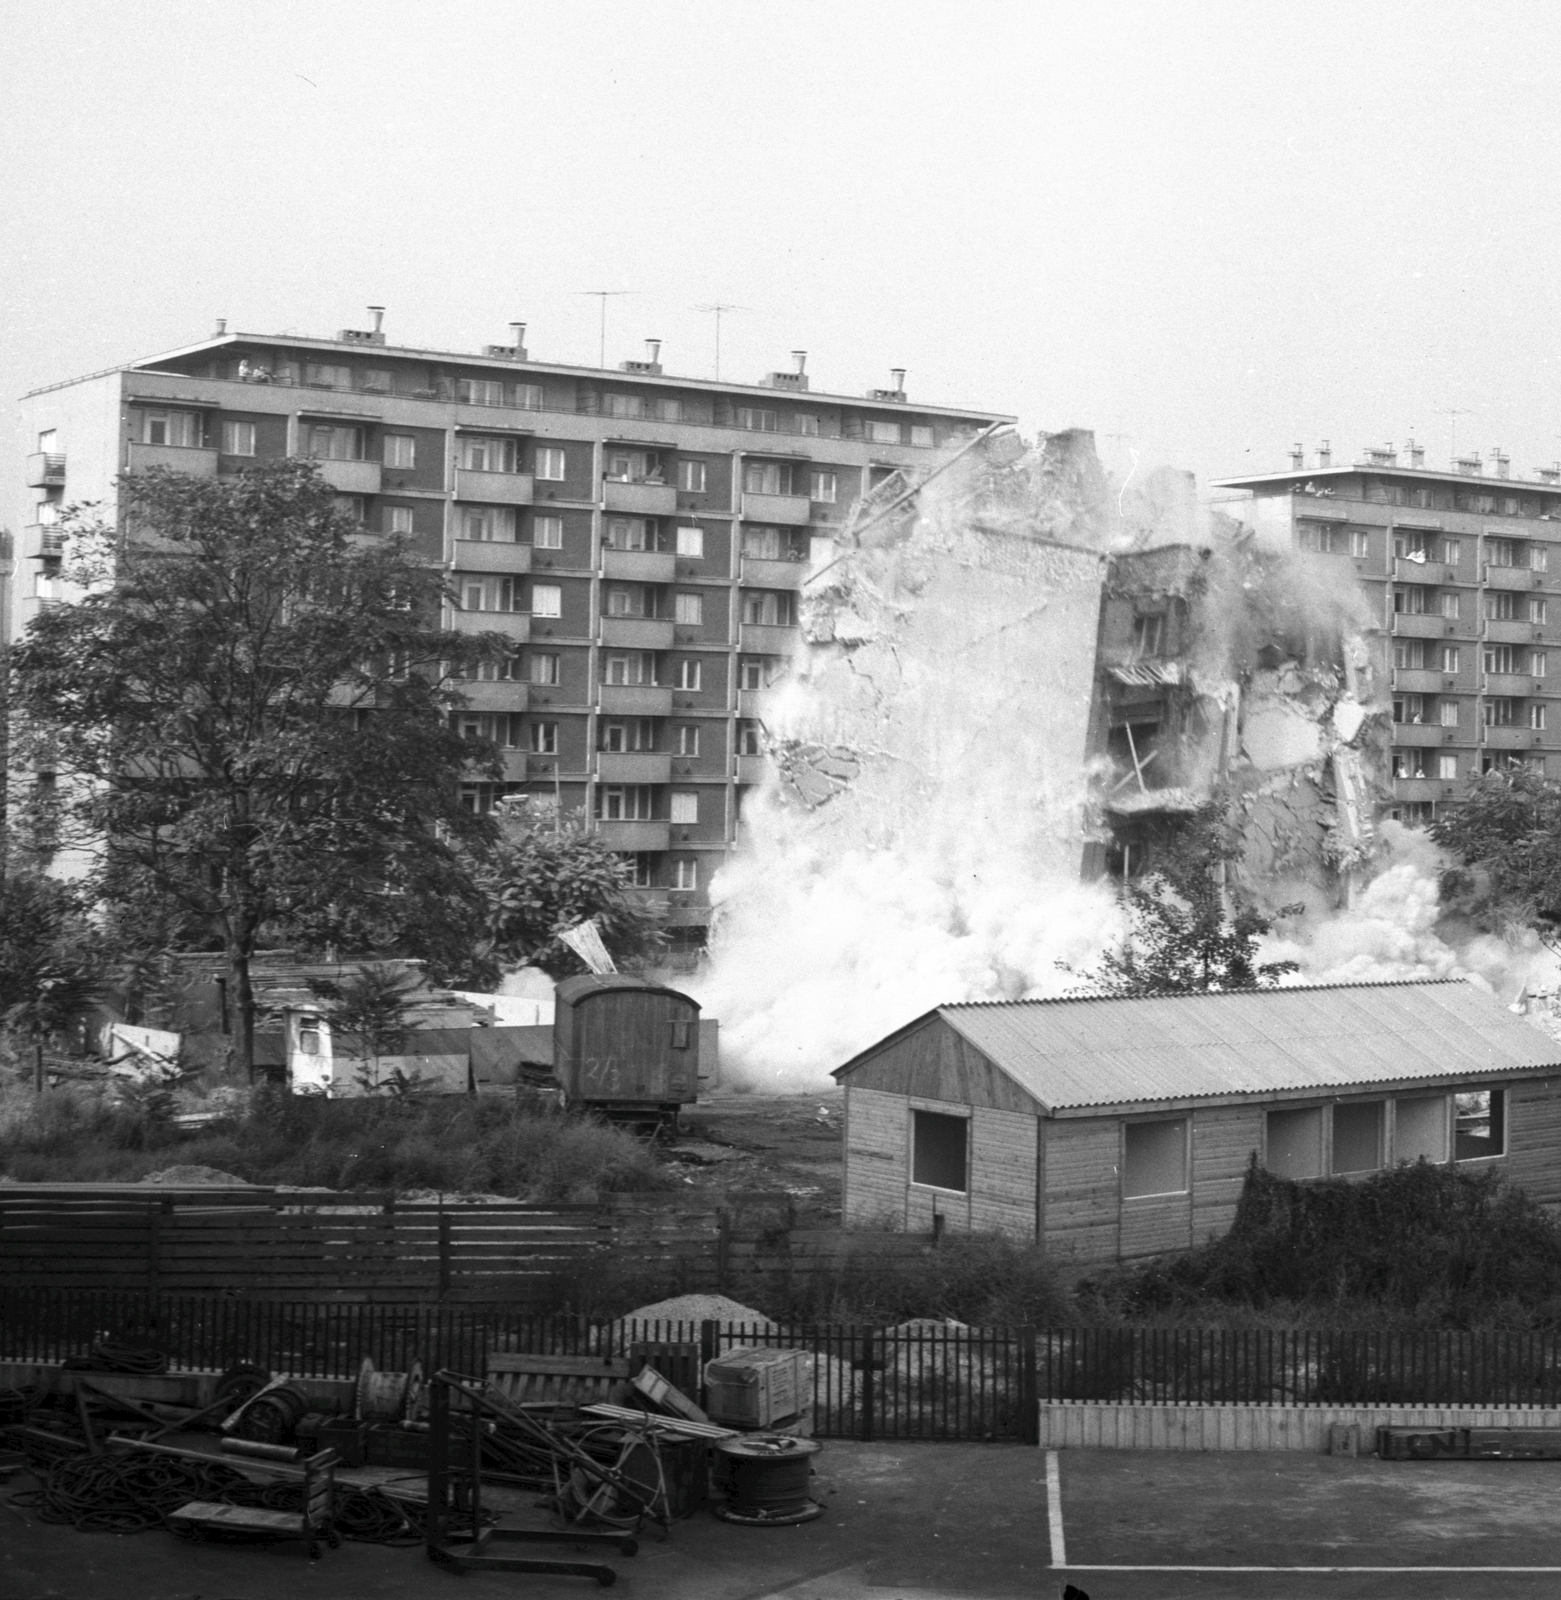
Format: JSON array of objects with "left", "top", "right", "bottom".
[{"left": 703, "top": 1346, "right": 811, "bottom": 1428}]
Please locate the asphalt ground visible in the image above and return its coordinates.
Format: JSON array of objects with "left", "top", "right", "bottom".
[{"left": 10, "top": 1441, "right": 1561, "bottom": 1600}]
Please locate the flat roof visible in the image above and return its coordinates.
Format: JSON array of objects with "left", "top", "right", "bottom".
[
  {"left": 834, "top": 980, "right": 1560, "bottom": 1111},
  {"left": 1213, "top": 464, "right": 1561, "bottom": 494}
]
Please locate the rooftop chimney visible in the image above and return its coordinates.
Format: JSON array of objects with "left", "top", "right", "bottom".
[
  {"left": 1317, "top": 439, "right": 1332, "bottom": 469},
  {"left": 1405, "top": 437, "right": 1425, "bottom": 468},
  {"left": 868, "top": 368, "right": 908, "bottom": 402},
  {"left": 511, "top": 321, "right": 527, "bottom": 347},
  {"left": 1492, "top": 447, "right": 1511, "bottom": 480},
  {"left": 617, "top": 340, "right": 663, "bottom": 376},
  {"left": 214, "top": 317, "right": 227, "bottom": 337},
  {"left": 1539, "top": 462, "right": 1561, "bottom": 485},
  {"left": 1454, "top": 453, "right": 1483, "bottom": 476},
  {"left": 485, "top": 322, "right": 530, "bottom": 361},
  {"left": 368, "top": 305, "right": 385, "bottom": 335},
  {"left": 338, "top": 306, "right": 388, "bottom": 346},
  {"left": 792, "top": 350, "right": 807, "bottom": 375},
  {"left": 646, "top": 338, "right": 662, "bottom": 365},
  {"left": 1289, "top": 442, "right": 1304, "bottom": 470},
  {"left": 761, "top": 351, "right": 811, "bottom": 391},
  {"left": 891, "top": 367, "right": 906, "bottom": 393}
]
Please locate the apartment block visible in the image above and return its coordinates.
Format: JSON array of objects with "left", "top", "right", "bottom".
[
  {"left": 1213, "top": 442, "right": 1561, "bottom": 823},
  {"left": 12, "top": 314, "right": 1011, "bottom": 942}
]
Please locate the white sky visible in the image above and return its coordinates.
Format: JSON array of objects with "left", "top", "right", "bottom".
[{"left": 4, "top": 0, "right": 1561, "bottom": 493}]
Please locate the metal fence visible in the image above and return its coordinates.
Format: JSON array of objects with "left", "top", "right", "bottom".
[{"left": 0, "top": 1290, "right": 1036, "bottom": 1443}]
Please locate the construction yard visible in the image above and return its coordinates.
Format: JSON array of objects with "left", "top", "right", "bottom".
[{"left": 674, "top": 1092, "right": 845, "bottom": 1222}]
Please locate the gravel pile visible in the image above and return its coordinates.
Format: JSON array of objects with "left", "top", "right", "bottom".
[{"left": 611, "top": 1293, "right": 776, "bottom": 1341}]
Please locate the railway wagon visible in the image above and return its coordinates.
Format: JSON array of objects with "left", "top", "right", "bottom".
[{"left": 552, "top": 974, "right": 701, "bottom": 1124}]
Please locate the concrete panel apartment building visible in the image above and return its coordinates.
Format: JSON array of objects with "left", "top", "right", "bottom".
[
  {"left": 1214, "top": 442, "right": 1561, "bottom": 824},
  {"left": 10, "top": 315, "right": 1012, "bottom": 947}
]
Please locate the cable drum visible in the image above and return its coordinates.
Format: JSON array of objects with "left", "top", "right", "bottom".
[{"left": 712, "top": 1435, "right": 824, "bottom": 1526}]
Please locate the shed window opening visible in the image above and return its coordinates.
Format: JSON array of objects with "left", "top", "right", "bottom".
[
  {"left": 1331, "top": 1100, "right": 1384, "bottom": 1175},
  {"left": 1394, "top": 1095, "right": 1449, "bottom": 1165},
  {"left": 911, "top": 1110, "right": 968, "bottom": 1193},
  {"left": 1266, "top": 1106, "right": 1324, "bottom": 1180},
  {"left": 1455, "top": 1089, "right": 1505, "bottom": 1160},
  {"left": 1123, "top": 1118, "right": 1188, "bottom": 1198}
]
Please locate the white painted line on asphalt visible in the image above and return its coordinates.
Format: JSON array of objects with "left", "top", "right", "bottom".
[
  {"left": 1044, "top": 1449, "right": 1066, "bottom": 1570},
  {"left": 1065, "top": 1566, "right": 1561, "bottom": 1574}
]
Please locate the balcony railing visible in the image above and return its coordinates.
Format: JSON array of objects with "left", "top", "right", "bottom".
[
  {"left": 453, "top": 539, "right": 532, "bottom": 575},
  {"left": 455, "top": 469, "right": 534, "bottom": 505},
  {"left": 1391, "top": 668, "right": 1445, "bottom": 694},
  {"left": 451, "top": 681, "right": 529, "bottom": 712},
  {"left": 735, "top": 754, "right": 767, "bottom": 784},
  {"left": 599, "top": 684, "right": 674, "bottom": 717},
  {"left": 594, "top": 820, "right": 671, "bottom": 851},
  {"left": 602, "top": 549, "right": 676, "bottom": 583},
  {"left": 1483, "top": 564, "right": 1546, "bottom": 591},
  {"left": 1482, "top": 725, "right": 1540, "bottom": 749},
  {"left": 309, "top": 458, "right": 382, "bottom": 495},
  {"left": 127, "top": 443, "right": 219, "bottom": 477},
  {"left": 1482, "top": 618, "right": 1539, "bottom": 645},
  {"left": 25, "top": 452, "right": 65, "bottom": 488},
  {"left": 1390, "top": 723, "right": 1449, "bottom": 747},
  {"left": 597, "top": 751, "right": 673, "bottom": 784},
  {"left": 601, "top": 617, "right": 675, "bottom": 650},
  {"left": 740, "top": 491, "right": 812, "bottom": 526},
  {"left": 1389, "top": 613, "right": 1455, "bottom": 639},
  {"left": 603, "top": 479, "right": 678, "bottom": 516},
  {"left": 739, "top": 555, "right": 809, "bottom": 589},
  {"left": 738, "top": 622, "right": 800, "bottom": 654},
  {"left": 450, "top": 610, "right": 531, "bottom": 642}
]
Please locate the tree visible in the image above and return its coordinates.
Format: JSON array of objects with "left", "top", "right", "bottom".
[
  {"left": 481, "top": 800, "right": 666, "bottom": 976},
  {"left": 307, "top": 962, "right": 422, "bottom": 1096},
  {"left": 1430, "top": 767, "right": 1561, "bottom": 934},
  {"left": 8, "top": 461, "right": 502, "bottom": 1074},
  {"left": 0, "top": 869, "right": 108, "bottom": 1062},
  {"left": 1085, "top": 801, "right": 1298, "bottom": 995}
]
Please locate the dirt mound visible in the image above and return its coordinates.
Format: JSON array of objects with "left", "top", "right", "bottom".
[
  {"left": 140, "top": 1165, "right": 252, "bottom": 1186},
  {"left": 614, "top": 1293, "right": 776, "bottom": 1337}
]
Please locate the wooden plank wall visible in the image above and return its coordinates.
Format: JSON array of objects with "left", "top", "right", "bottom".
[
  {"left": 968, "top": 1107, "right": 1039, "bottom": 1237},
  {"left": 1042, "top": 1120, "right": 1120, "bottom": 1264},
  {"left": 1191, "top": 1105, "right": 1262, "bottom": 1244},
  {"left": 843, "top": 1086, "right": 909, "bottom": 1227},
  {"left": 1507, "top": 1076, "right": 1561, "bottom": 1204}
]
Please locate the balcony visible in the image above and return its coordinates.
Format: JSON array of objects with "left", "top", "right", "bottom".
[
  {"left": 311, "top": 458, "right": 382, "bottom": 495},
  {"left": 602, "top": 549, "right": 676, "bottom": 583},
  {"left": 22, "top": 524, "right": 66, "bottom": 560},
  {"left": 740, "top": 556, "right": 809, "bottom": 590},
  {"left": 739, "top": 622, "right": 800, "bottom": 655},
  {"left": 453, "top": 539, "right": 532, "bottom": 574},
  {"left": 452, "top": 681, "right": 528, "bottom": 712},
  {"left": 1484, "top": 619, "right": 1538, "bottom": 645},
  {"left": 1391, "top": 668, "right": 1445, "bottom": 694},
  {"left": 738, "top": 687, "right": 781, "bottom": 720},
  {"left": 1393, "top": 557, "right": 1457, "bottom": 584},
  {"left": 601, "top": 617, "right": 675, "bottom": 650},
  {"left": 623, "top": 887, "right": 672, "bottom": 916},
  {"left": 599, "top": 684, "right": 673, "bottom": 717},
  {"left": 1486, "top": 672, "right": 1539, "bottom": 697},
  {"left": 597, "top": 751, "right": 673, "bottom": 784},
  {"left": 1390, "top": 613, "right": 1456, "bottom": 639},
  {"left": 500, "top": 751, "right": 570, "bottom": 782},
  {"left": 456, "top": 469, "right": 534, "bottom": 505},
  {"left": 1393, "top": 779, "right": 1453, "bottom": 803},
  {"left": 735, "top": 754, "right": 768, "bottom": 784},
  {"left": 1483, "top": 726, "right": 1540, "bottom": 749},
  {"left": 740, "top": 491, "right": 812, "bottom": 526},
  {"left": 127, "top": 443, "right": 219, "bottom": 477},
  {"left": 595, "top": 820, "right": 671, "bottom": 852},
  {"left": 25, "top": 452, "right": 65, "bottom": 488},
  {"left": 1391, "top": 723, "right": 1448, "bottom": 747},
  {"left": 451, "top": 610, "right": 531, "bottom": 643},
  {"left": 1483, "top": 564, "right": 1546, "bottom": 591},
  {"left": 603, "top": 479, "right": 678, "bottom": 516}
]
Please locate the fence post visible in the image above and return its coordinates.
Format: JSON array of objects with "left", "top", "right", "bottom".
[
  {"left": 860, "top": 1329, "right": 875, "bottom": 1443},
  {"left": 716, "top": 1205, "right": 731, "bottom": 1292},
  {"left": 438, "top": 1209, "right": 453, "bottom": 1299},
  {"left": 1019, "top": 1327, "right": 1038, "bottom": 1446},
  {"left": 700, "top": 1318, "right": 718, "bottom": 1371},
  {"left": 147, "top": 1202, "right": 166, "bottom": 1298}
]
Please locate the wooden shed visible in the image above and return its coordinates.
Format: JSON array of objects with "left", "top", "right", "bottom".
[
  {"left": 552, "top": 975, "right": 700, "bottom": 1116},
  {"left": 833, "top": 980, "right": 1561, "bottom": 1265}
]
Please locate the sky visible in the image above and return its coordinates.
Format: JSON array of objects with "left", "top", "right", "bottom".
[{"left": 4, "top": 0, "right": 1561, "bottom": 499}]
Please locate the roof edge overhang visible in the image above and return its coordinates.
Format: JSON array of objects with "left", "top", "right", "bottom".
[{"left": 832, "top": 1008, "right": 945, "bottom": 1082}]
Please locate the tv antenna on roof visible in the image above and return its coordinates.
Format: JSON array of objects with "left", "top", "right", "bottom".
[
  {"left": 1441, "top": 406, "right": 1474, "bottom": 462},
  {"left": 577, "top": 289, "right": 634, "bottom": 368},
  {"left": 694, "top": 302, "right": 746, "bottom": 381}
]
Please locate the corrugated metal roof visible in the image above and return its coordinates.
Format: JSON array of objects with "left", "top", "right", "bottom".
[{"left": 908, "top": 982, "right": 1560, "bottom": 1111}]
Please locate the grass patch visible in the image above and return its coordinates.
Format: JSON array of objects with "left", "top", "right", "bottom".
[{"left": 0, "top": 1079, "right": 673, "bottom": 1201}]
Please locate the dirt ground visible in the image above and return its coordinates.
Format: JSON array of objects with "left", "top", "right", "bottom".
[{"left": 667, "top": 1090, "right": 845, "bottom": 1224}]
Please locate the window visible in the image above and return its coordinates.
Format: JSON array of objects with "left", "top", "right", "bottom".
[
  {"left": 676, "top": 525, "right": 704, "bottom": 557},
  {"left": 1394, "top": 587, "right": 1430, "bottom": 615},
  {"left": 604, "top": 719, "right": 653, "bottom": 752},
  {"left": 383, "top": 434, "right": 416, "bottom": 468},
  {"left": 535, "top": 447, "right": 567, "bottom": 481},
  {"left": 678, "top": 461, "right": 707, "bottom": 494},
  {"left": 1487, "top": 537, "right": 1517, "bottom": 568},
  {"left": 1396, "top": 800, "right": 1436, "bottom": 824},
  {"left": 673, "top": 858, "right": 699, "bottom": 890},
  {"left": 306, "top": 425, "right": 363, "bottom": 461},
  {"left": 1485, "top": 698, "right": 1517, "bottom": 727},
  {"left": 358, "top": 369, "right": 391, "bottom": 393},
  {"left": 789, "top": 413, "right": 819, "bottom": 438},
  {"left": 471, "top": 653, "right": 518, "bottom": 681},
  {"left": 736, "top": 407, "right": 778, "bottom": 432},
  {"left": 743, "top": 461, "right": 793, "bottom": 496},
  {"left": 1396, "top": 530, "right": 1435, "bottom": 561},
  {"left": 1531, "top": 704, "right": 1547, "bottom": 730},
  {"left": 1444, "top": 538, "right": 1462, "bottom": 564},
  {"left": 671, "top": 792, "right": 699, "bottom": 825},
  {"left": 461, "top": 507, "right": 517, "bottom": 542},
  {"left": 385, "top": 506, "right": 414, "bottom": 535},
  {"left": 1392, "top": 694, "right": 1425, "bottom": 725},
  {"left": 1393, "top": 749, "right": 1428, "bottom": 780},
  {"left": 742, "top": 591, "right": 793, "bottom": 626},
  {"left": 739, "top": 659, "right": 769, "bottom": 691},
  {"left": 1123, "top": 1119, "right": 1189, "bottom": 1198},
  {"left": 460, "top": 435, "right": 519, "bottom": 473},
  {"left": 452, "top": 710, "right": 521, "bottom": 746},
  {"left": 458, "top": 575, "right": 520, "bottom": 613},
  {"left": 677, "top": 725, "right": 700, "bottom": 756},
  {"left": 1351, "top": 528, "right": 1370, "bottom": 558},
  {"left": 528, "top": 722, "right": 558, "bottom": 755},
  {"left": 620, "top": 852, "right": 653, "bottom": 888},
  {"left": 1439, "top": 699, "right": 1460, "bottom": 726},
  {"left": 810, "top": 470, "right": 838, "bottom": 504},
  {"left": 1300, "top": 522, "right": 1344, "bottom": 554},
  {"left": 1439, "top": 591, "right": 1460, "bottom": 619},
  {"left": 221, "top": 420, "right": 256, "bottom": 456},
  {"left": 676, "top": 659, "right": 702, "bottom": 691},
  {"left": 37, "top": 428, "right": 56, "bottom": 452},
  {"left": 600, "top": 785, "right": 654, "bottom": 821},
  {"left": 143, "top": 409, "right": 202, "bottom": 447},
  {"left": 653, "top": 398, "right": 682, "bottom": 423},
  {"left": 1440, "top": 646, "right": 1461, "bottom": 674},
  {"left": 1485, "top": 645, "right": 1519, "bottom": 675},
  {"left": 675, "top": 593, "right": 703, "bottom": 626},
  {"left": 1455, "top": 1089, "right": 1505, "bottom": 1159},
  {"left": 603, "top": 393, "right": 647, "bottom": 420},
  {"left": 531, "top": 583, "right": 562, "bottom": 618},
  {"left": 606, "top": 449, "right": 656, "bottom": 482},
  {"left": 1438, "top": 754, "right": 1459, "bottom": 781},
  {"left": 866, "top": 420, "right": 902, "bottom": 444},
  {"left": 737, "top": 721, "right": 762, "bottom": 756},
  {"left": 1534, "top": 546, "right": 1551, "bottom": 572},
  {"left": 334, "top": 495, "right": 366, "bottom": 522},
  {"left": 1396, "top": 1096, "right": 1449, "bottom": 1164},
  {"left": 304, "top": 362, "right": 351, "bottom": 389},
  {"left": 1332, "top": 1101, "right": 1383, "bottom": 1174},
  {"left": 911, "top": 1110, "right": 967, "bottom": 1192},
  {"left": 743, "top": 526, "right": 783, "bottom": 560},
  {"left": 1534, "top": 651, "right": 1548, "bottom": 677},
  {"left": 528, "top": 652, "right": 560, "bottom": 686},
  {"left": 604, "top": 653, "right": 656, "bottom": 686},
  {"left": 1487, "top": 592, "right": 1517, "bottom": 621},
  {"left": 910, "top": 425, "right": 935, "bottom": 448},
  {"left": 533, "top": 515, "right": 563, "bottom": 550},
  {"left": 457, "top": 378, "right": 506, "bottom": 406},
  {"left": 605, "top": 518, "right": 650, "bottom": 551},
  {"left": 1531, "top": 597, "right": 1548, "bottom": 624},
  {"left": 606, "top": 586, "right": 648, "bottom": 617},
  {"left": 1393, "top": 640, "right": 1426, "bottom": 671}
]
